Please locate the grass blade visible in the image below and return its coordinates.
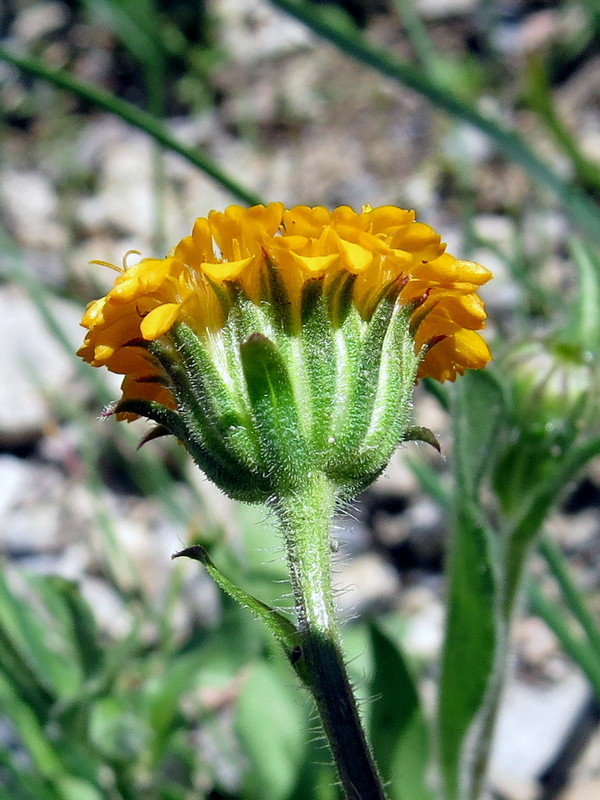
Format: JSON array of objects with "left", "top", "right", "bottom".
[
  {"left": 270, "top": 0, "right": 600, "bottom": 245},
  {"left": 0, "top": 45, "right": 263, "bottom": 206}
]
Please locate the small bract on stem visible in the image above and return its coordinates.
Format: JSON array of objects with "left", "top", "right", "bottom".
[{"left": 78, "top": 203, "right": 492, "bottom": 800}]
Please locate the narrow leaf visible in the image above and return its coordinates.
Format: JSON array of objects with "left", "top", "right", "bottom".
[
  {"left": 403, "top": 426, "right": 441, "bottom": 452},
  {"left": 236, "top": 659, "right": 308, "bottom": 800},
  {"left": 567, "top": 238, "right": 600, "bottom": 349},
  {"left": 452, "top": 370, "right": 506, "bottom": 499},
  {"left": 368, "top": 625, "right": 432, "bottom": 800},
  {"left": 437, "top": 504, "right": 501, "bottom": 800},
  {"left": 0, "top": 672, "right": 63, "bottom": 778},
  {"left": 173, "top": 546, "right": 300, "bottom": 662}
]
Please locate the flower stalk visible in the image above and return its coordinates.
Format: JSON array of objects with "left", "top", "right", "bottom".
[{"left": 275, "top": 474, "right": 388, "bottom": 800}]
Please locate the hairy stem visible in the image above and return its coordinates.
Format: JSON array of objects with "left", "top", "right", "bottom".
[{"left": 275, "top": 473, "right": 388, "bottom": 800}]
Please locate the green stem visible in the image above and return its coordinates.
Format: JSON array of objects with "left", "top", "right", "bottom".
[
  {"left": 526, "top": 578, "right": 600, "bottom": 700},
  {"left": 275, "top": 473, "right": 388, "bottom": 800},
  {"left": 539, "top": 536, "right": 600, "bottom": 657},
  {"left": 503, "top": 434, "right": 600, "bottom": 618},
  {"left": 270, "top": 0, "right": 600, "bottom": 246},
  {"left": 465, "top": 436, "right": 600, "bottom": 799},
  {"left": 0, "top": 45, "right": 263, "bottom": 207}
]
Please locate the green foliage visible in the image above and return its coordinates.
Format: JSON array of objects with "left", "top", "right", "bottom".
[
  {"left": 2, "top": 0, "right": 600, "bottom": 798},
  {"left": 437, "top": 373, "right": 504, "bottom": 800},
  {"left": 235, "top": 657, "right": 308, "bottom": 800},
  {"left": 368, "top": 625, "right": 432, "bottom": 800}
]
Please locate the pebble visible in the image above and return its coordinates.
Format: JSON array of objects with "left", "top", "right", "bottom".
[
  {"left": 545, "top": 511, "right": 600, "bottom": 550},
  {"left": 512, "top": 616, "right": 561, "bottom": 674},
  {"left": 399, "top": 586, "right": 445, "bottom": 660},
  {"left": 490, "top": 671, "right": 590, "bottom": 798},
  {"left": 9, "top": 1, "right": 69, "bottom": 43},
  {"left": 417, "top": 0, "right": 478, "bottom": 19},
  {"left": 216, "top": 0, "right": 313, "bottom": 65},
  {"left": 0, "top": 285, "right": 84, "bottom": 445},
  {"left": 333, "top": 552, "right": 401, "bottom": 617},
  {"left": 77, "top": 136, "right": 156, "bottom": 239},
  {"left": 0, "top": 169, "right": 67, "bottom": 251},
  {"left": 560, "top": 780, "right": 600, "bottom": 800},
  {"left": 78, "top": 574, "right": 132, "bottom": 640},
  {"left": 372, "top": 450, "right": 420, "bottom": 497}
]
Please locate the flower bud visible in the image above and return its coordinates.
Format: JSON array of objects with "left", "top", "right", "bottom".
[{"left": 503, "top": 339, "right": 599, "bottom": 441}]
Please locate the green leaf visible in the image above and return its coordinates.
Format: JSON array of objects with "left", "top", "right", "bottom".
[
  {"left": 0, "top": 746, "right": 61, "bottom": 800},
  {"left": 437, "top": 369, "right": 505, "bottom": 800},
  {"left": 89, "top": 696, "right": 150, "bottom": 762},
  {"left": 405, "top": 455, "right": 451, "bottom": 510},
  {"left": 235, "top": 658, "right": 308, "bottom": 800},
  {"left": 55, "top": 777, "right": 104, "bottom": 800},
  {"left": 503, "top": 433, "right": 600, "bottom": 616},
  {"left": 80, "top": 0, "right": 162, "bottom": 67},
  {"left": 567, "top": 238, "right": 600, "bottom": 351},
  {"left": 402, "top": 426, "right": 441, "bottom": 452},
  {"left": 452, "top": 370, "right": 506, "bottom": 500},
  {"left": 368, "top": 625, "right": 432, "bottom": 800},
  {"left": 437, "top": 504, "right": 501, "bottom": 800},
  {"left": 0, "top": 572, "right": 71, "bottom": 712},
  {"left": 48, "top": 577, "right": 104, "bottom": 680},
  {"left": 173, "top": 546, "right": 300, "bottom": 664},
  {"left": 23, "top": 575, "right": 97, "bottom": 688},
  {"left": 526, "top": 577, "right": 600, "bottom": 700},
  {"left": 0, "top": 672, "right": 63, "bottom": 779}
]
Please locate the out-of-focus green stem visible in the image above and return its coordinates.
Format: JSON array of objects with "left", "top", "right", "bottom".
[
  {"left": 539, "top": 537, "right": 600, "bottom": 657},
  {"left": 390, "top": 0, "right": 438, "bottom": 76},
  {"left": 503, "top": 434, "right": 600, "bottom": 618},
  {"left": 0, "top": 45, "right": 264, "bottom": 207},
  {"left": 527, "top": 578, "right": 600, "bottom": 700},
  {"left": 270, "top": 0, "right": 600, "bottom": 245}
]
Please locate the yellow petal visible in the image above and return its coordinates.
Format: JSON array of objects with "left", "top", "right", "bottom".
[
  {"left": 81, "top": 297, "right": 107, "bottom": 328},
  {"left": 454, "top": 259, "right": 493, "bottom": 285},
  {"left": 201, "top": 256, "right": 254, "bottom": 282},
  {"left": 93, "top": 343, "right": 116, "bottom": 363},
  {"left": 291, "top": 252, "right": 339, "bottom": 274},
  {"left": 452, "top": 329, "right": 492, "bottom": 367},
  {"left": 337, "top": 238, "right": 373, "bottom": 273},
  {"left": 140, "top": 303, "right": 181, "bottom": 340}
]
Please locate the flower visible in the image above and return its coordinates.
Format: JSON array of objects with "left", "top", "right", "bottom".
[
  {"left": 79, "top": 203, "right": 491, "bottom": 407},
  {"left": 78, "top": 204, "right": 492, "bottom": 501}
]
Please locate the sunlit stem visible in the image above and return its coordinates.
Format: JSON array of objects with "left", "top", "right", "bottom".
[{"left": 274, "top": 472, "right": 388, "bottom": 800}]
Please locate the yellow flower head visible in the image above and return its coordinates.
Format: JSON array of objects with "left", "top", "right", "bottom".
[{"left": 78, "top": 203, "right": 491, "bottom": 415}]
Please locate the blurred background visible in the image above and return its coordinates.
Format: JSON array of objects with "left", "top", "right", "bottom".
[{"left": 1, "top": 1, "right": 600, "bottom": 799}]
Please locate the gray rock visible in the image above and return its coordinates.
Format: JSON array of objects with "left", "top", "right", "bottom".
[
  {"left": 9, "top": 2, "right": 69, "bottom": 43},
  {"left": 334, "top": 551, "right": 401, "bottom": 616},
  {"left": 0, "top": 169, "right": 67, "bottom": 251},
  {"left": 0, "top": 285, "right": 84, "bottom": 444},
  {"left": 490, "top": 671, "right": 589, "bottom": 798},
  {"left": 399, "top": 585, "right": 445, "bottom": 660},
  {"left": 216, "top": 0, "right": 313, "bottom": 66},
  {"left": 0, "top": 456, "right": 67, "bottom": 552},
  {"left": 416, "top": 0, "right": 478, "bottom": 19}
]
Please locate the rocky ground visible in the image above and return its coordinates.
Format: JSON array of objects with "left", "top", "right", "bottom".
[{"left": 1, "top": 1, "right": 600, "bottom": 798}]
